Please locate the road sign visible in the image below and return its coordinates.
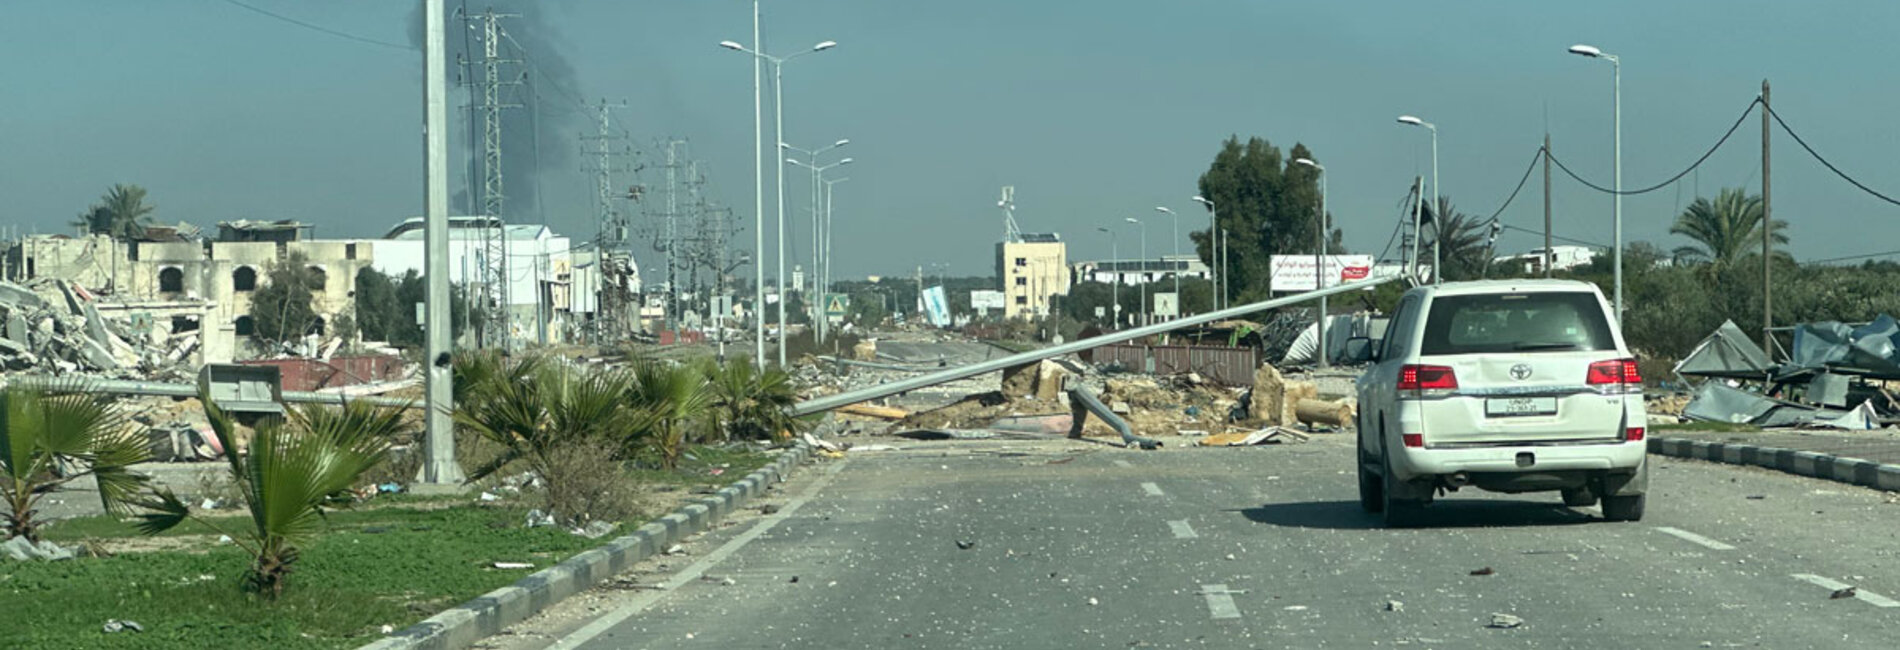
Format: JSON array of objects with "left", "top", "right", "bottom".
[
  {"left": 969, "top": 290, "right": 1006, "bottom": 310},
  {"left": 824, "top": 293, "right": 851, "bottom": 317},
  {"left": 1153, "top": 292, "right": 1178, "bottom": 318}
]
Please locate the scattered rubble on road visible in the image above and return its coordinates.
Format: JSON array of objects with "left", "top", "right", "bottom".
[{"left": 1487, "top": 613, "right": 1525, "bottom": 629}]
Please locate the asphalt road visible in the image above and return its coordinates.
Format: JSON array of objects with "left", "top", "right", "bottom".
[{"left": 488, "top": 433, "right": 1900, "bottom": 649}]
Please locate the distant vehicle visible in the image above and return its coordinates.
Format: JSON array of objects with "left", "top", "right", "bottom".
[{"left": 1354, "top": 280, "right": 1648, "bottom": 526}]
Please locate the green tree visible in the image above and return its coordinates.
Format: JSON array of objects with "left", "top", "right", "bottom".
[
  {"left": 707, "top": 359, "right": 802, "bottom": 443},
  {"left": 138, "top": 393, "right": 403, "bottom": 598},
  {"left": 1422, "top": 198, "right": 1494, "bottom": 282},
  {"left": 1191, "top": 137, "right": 1323, "bottom": 303},
  {"left": 629, "top": 360, "right": 714, "bottom": 470},
  {"left": 249, "top": 254, "right": 324, "bottom": 346},
  {"left": 2, "top": 382, "right": 150, "bottom": 542},
  {"left": 71, "top": 184, "right": 156, "bottom": 239},
  {"left": 1669, "top": 188, "right": 1788, "bottom": 268}
]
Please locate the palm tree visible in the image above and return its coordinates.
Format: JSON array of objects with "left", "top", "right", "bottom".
[
  {"left": 1423, "top": 198, "right": 1492, "bottom": 282},
  {"left": 71, "top": 184, "right": 156, "bottom": 240},
  {"left": 707, "top": 359, "right": 802, "bottom": 443},
  {"left": 2, "top": 381, "right": 150, "bottom": 542},
  {"left": 452, "top": 355, "right": 650, "bottom": 484},
  {"left": 137, "top": 394, "right": 402, "bottom": 598},
  {"left": 629, "top": 360, "right": 714, "bottom": 470},
  {"left": 1669, "top": 188, "right": 1787, "bottom": 267}
]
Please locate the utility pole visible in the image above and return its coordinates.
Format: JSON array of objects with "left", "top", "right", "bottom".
[
  {"left": 465, "top": 7, "right": 520, "bottom": 351},
  {"left": 1761, "top": 79, "right": 1773, "bottom": 357},
  {"left": 1544, "top": 133, "right": 1553, "bottom": 278},
  {"left": 583, "top": 99, "right": 629, "bottom": 343},
  {"left": 421, "top": 0, "right": 463, "bottom": 485}
]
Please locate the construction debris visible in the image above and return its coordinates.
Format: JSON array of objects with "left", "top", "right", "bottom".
[
  {"left": 838, "top": 403, "right": 910, "bottom": 420},
  {"left": 0, "top": 279, "right": 198, "bottom": 380},
  {"left": 1294, "top": 398, "right": 1355, "bottom": 428},
  {"left": 1196, "top": 427, "right": 1309, "bottom": 446}
]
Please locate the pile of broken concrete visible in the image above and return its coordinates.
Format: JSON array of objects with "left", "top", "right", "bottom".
[{"left": 0, "top": 279, "right": 194, "bottom": 380}]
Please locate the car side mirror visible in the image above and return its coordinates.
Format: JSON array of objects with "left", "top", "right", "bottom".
[{"left": 1346, "top": 336, "right": 1377, "bottom": 363}]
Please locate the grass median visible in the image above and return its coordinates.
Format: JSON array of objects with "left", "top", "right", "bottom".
[{"left": 2, "top": 445, "right": 774, "bottom": 650}]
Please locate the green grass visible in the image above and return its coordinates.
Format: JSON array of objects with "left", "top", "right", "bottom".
[
  {"left": 627, "top": 444, "right": 775, "bottom": 487},
  {"left": 6, "top": 505, "right": 610, "bottom": 650},
  {"left": 1655, "top": 420, "right": 1762, "bottom": 433}
]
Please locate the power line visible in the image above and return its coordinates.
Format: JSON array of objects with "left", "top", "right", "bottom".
[
  {"left": 1548, "top": 97, "right": 1762, "bottom": 196},
  {"left": 1766, "top": 104, "right": 1900, "bottom": 207},
  {"left": 1480, "top": 145, "right": 1546, "bottom": 224},
  {"left": 1498, "top": 223, "right": 1607, "bottom": 249},
  {"left": 212, "top": 0, "right": 412, "bottom": 51},
  {"left": 1807, "top": 248, "right": 1900, "bottom": 265}
]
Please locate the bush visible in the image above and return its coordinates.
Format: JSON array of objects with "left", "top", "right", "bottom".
[{"left": 540, "top": 440, "right": 645, "bottom": 524}]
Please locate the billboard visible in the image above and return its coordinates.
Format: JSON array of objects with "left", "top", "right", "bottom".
[
  {"left": 969, "top": 290, "right": 1006, "bottom": 310},
  {"left": 922, "top": 286, "right": 951, "bottom": 327},
  {"left": 1269, "top": 255, "right": 1376, "bottom": 292}
]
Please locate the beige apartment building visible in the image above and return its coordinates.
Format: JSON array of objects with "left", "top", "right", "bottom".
[{"left": 995, "top": 234, "right": 1069, "bottom": 320}]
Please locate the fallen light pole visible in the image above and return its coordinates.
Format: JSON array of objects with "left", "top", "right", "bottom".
[{"left": 787, "top": 275, "right": 1400, "bottom": 417}]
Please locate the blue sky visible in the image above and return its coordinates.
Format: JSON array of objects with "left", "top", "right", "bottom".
[{"left": 7, "top": 1, "right": 1899, "bottom": 277}]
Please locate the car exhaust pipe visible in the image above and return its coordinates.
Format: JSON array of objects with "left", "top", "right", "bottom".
[{"left": 1445, "top": 472, "right": 1470, "bottom": 488}]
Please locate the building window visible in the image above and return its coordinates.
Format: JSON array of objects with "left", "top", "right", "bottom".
[
  {"left": 345, "top": 242, "right": 358, "bottom": 260},
  {"left": 158, "top": 267, "right": 184, "bottom": 293},
  {"left": 308, "top": 317, "right": 326, "bottom": 337},
  {"left": 170, "top": 316, "right": 200, "bottom": 334},
  {"left": 1014, "top": 277, "right": 1027, "bottom": 286},
  {"left": 232, "top": 266, "right": 257, "bottom": 292},
  {"left": 1014, "top": 257, "right": 1027, "bottom": 267},
  {"left": 1015, "top": 296, "right": 1027, "bottom": 305},
  {"left": 306, "top": 265, "right": 327, "bottom": 291},
  {"left": 234, "top": 315, "right": 255, "bottom": 336},
  {"left": 127, "top": 242, "right": 140, "bottom": 261}
]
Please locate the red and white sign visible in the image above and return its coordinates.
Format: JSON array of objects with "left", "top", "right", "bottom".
[{"left": 1269, "top": 255, "right": 1376, "bottom": 292}]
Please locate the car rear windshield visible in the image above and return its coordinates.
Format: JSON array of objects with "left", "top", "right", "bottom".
[{"left": 1419, "top": 291, "right": 1616, "bottom": 355}]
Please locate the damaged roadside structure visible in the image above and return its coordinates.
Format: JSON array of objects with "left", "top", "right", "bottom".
[{"left": 1675, "top": 317, "right": 1900, "bottom": 429}]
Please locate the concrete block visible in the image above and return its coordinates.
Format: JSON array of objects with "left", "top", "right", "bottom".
[
  {"left": 1877, "top": 466, "right": 1900, "bottom": 492},
  {"left": 1833, "top": 458, "right": 1879, "bottom": 486},
  {"left": 1719, "top": 444, "right": 1745, "bottom": 465},
  {"left": 1772, "top": 448, "right": 1799, "bottom": 472},
  {"left": 682, "top": 504, "right": 711, "bottom": 530},
  {"left": 1792, "top": 451, "right": 1828, "bottom": 477},
  {"left": 1687, "top": 440, "right": 1716, "bottom": 460}
]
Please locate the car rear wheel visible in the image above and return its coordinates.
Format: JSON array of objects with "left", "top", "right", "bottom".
[
  {"left": 1380, "top": 437, "right": 1423, "bottom": 527},
  {"left": 1602, "top": 493, "right": 1645, "bottom": 521},
  {"left": 1358, "top": 448, "right": 1384, "bottom": 513}
]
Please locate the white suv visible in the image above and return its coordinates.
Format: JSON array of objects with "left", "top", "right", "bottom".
[{"left": 1355, "top": 280, "right": 1648, "bottom": 526}]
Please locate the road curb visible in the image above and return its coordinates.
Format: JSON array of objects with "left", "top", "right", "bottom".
[
  {"left": 357, "top": 442, "right": 815, "bottom": 650},
  {"left": 1649, "top": 435, "right": 1900, "bottom": 492}
]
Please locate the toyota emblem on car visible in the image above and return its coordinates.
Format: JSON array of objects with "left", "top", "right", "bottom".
[{"left": 1510, "top": 363, "right": 1533, "bottom": 380}]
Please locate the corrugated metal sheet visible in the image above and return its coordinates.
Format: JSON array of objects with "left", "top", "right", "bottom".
[
  {"left": 1093, "top": 344, "right": 1258, "bottom": 386},
  {"left": 240, "top": 354, "right": 407, "bottom": 392}
]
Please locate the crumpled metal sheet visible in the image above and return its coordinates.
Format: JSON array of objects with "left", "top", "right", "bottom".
[
  {"left": 1682, "top": 382, "right": 1781, "bottom": 424},
  {"left": 1789, "top": 314, "right": 1900, "bottom": 376},
  {"left": 1674, "top": 319, "right": 1773, "bottom": 378}
]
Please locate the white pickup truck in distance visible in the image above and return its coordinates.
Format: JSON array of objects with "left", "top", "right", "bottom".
[{"left": 1354, "top": 280, "right": 1648, "bottom": 526}]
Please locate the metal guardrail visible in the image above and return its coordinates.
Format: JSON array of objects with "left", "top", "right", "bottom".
[
  {"left": 14, "top": 377, "right": 420, "bottom": 409},
  {"left": 787, "top": 276, "right": 1398, "bottom": 417},
  {"left": 1067, "top": 386, "right": 1160, "bottom": 450}
]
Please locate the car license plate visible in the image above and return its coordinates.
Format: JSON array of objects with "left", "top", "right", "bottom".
[{"left": 1485, "top": 397, "right": 1557, "bottom": 417}]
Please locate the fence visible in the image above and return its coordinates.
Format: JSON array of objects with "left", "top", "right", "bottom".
[{"left": 1088, "top": 344, "right": 1258, "bottom": 386}]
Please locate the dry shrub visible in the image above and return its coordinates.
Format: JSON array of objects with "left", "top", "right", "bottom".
[{"left": 540, "top": 440, "right": 645, "bottom": 525}]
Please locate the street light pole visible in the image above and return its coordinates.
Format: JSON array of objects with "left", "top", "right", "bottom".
[
  {"left": 823, "top": 175, "right": 849, "bottom": 335},
  {"left": 719, "top": 39, "right": 835, "bottom": 367},
  {"left": 1125, "top": 217, "right": 1146, "bottom": 325},
  {"left": 1570, "top": 43, "right": 1623, "bottom": 325},
  {"left": 1192, "top": 195, "right": 1218, "bottom": 310},
  {"left": 1397, "top": 115, "right": 1438, "bottom": 284},
  {"left": 783, "top": 139, "right": 848, "bottom": 342},
  {"left": 1154, "top": 206, "right": 1179, "bottom": 319},
  {"left": 1295, "top": 158, "right": 1328, "bottom": 368},
  {"left": 1098, "top": 227, "right": 1118, "bottom": 327}
]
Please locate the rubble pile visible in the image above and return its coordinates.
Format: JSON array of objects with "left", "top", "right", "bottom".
[
  {"left": 1675, "top": 317, "right": 1900, "bottom": 430},
  {"left": 0, "top": 279, "right": 195, "bottom": 380}
]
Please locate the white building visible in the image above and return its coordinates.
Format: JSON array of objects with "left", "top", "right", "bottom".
[
  {"left": 374, "top": 216, "right": 575, "bottom": 345},
  {"left": 1072, "top": 255, "right": 1211, "bottom": 286},
  {"left": 1493, "top": 245, "right": 1598, "bottom": 274}
]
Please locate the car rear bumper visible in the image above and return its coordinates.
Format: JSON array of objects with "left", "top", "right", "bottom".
[{"left": 1394, "top": 440, "right": 1646, "bottom": 478}]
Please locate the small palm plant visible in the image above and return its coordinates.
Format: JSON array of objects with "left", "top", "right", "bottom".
[
  {"left": 1, "top": 381, "right": 149, "bottom": 542},
  {"left": 629, "top": 360, "right": 714, "bottom": 470},
  {"left": 454, "top": 355, "right": 649, "bottom": 483},
  {"left": 137, "top": 393, "right": 401, "bottom": 598},
  {"left": 707, "top": 359, "right": 803, "bottom": 443}
]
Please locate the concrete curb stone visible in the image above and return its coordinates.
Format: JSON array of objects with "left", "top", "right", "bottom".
[
  {"left": 1651, "top": 434, "right": 1900, "bottom": 495},
  {"left": 357, "top": 441, "right": 815, "bottom": 650}
]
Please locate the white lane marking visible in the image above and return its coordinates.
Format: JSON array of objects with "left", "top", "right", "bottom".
[
  {"left": 1791, "top": 574, "right": 1900, "bottom": 608},
  {"left": 1168, "top": 520, "right": 1198, "bottom": 539},
  {"left": 547, "top": 460, "right": 853, "bottom": 649},
  {"left": 1201, "top": 584, "right": 1242, "bottom": 619},
  {"left": 1113, "top": 459, "right": 1134, "bottom": 468},
  {"left": 1141, "top": 482, "right": 1164, "bottom": 496},
  {"left": 1654, "top": 526, "right": 1737, "bottom": 551}
]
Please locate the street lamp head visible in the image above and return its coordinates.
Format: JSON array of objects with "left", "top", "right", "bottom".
[
  {"left": 1397, "top": 115, "right": 1425, "bottom": 127},
  {"left": 1568, "top": 44, "right": 1603, "bottom": 58},
  {"left": 1294, "top": 157, "right": 1323, "bottom": 171},
  {"left": 718, "top": 40, "right": 745, "bottom": 51},
  {"left": 786, "top": 157, "right": 803, "bottom": 165},
  {"left": 1154, "top": 206, "right": 1173, "bottom": 214},
  {"left": 837, "top": 157, "right": 854, "bottom": 165},
  {"left": 1191, "top": 195, "right": 1213, "bottom": 207},
  {"left": 813, "top": 41, "right": 838, "bottom": 51},
  {"left": 1124, "top": 217, "right": 1140, "bottom": 224},
  {"left": 833, "top": 139, "right": 850, "bottom": 147}
]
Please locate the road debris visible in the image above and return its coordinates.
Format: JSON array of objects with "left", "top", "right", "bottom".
[
  {"left": 1470, "top": 567, "right": 1496, "bottom": 576},
  {"left": 664, "top": 544, "right": 686, "bottom": 555},
  {"left": 1385, "top": 600, "right": 1404, "bottom": 612},
  {"left": 2, "top": 537, "right": 77, "bottom": 562},
  {"left": 955, "top": 540, "right": 976, "bottom": 550},
  {"left": 1197, "top": 427, "right": 1309, "bottom": 447},
  {"left": 1487, "top": 613, "right": 1524, "bottom": 629},
  {"left": 101, "top": 619, "right": 145, "bottom": 634},
  {"left": 1831, "top": 586, "right": 1859, "bottom": 599},
  {"left": 493, "top": 562, "right": 534, "bottom": 570}
]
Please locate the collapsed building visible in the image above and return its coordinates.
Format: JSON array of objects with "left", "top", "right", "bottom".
[{"left": 1674, "top": 318, "right": 1900, "bottom": 429}]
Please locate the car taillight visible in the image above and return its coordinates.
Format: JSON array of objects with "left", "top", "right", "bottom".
[
  {"left": 1398, "top": 364, "right": 1457, "bottom": 398},
  {"left": 1402, "top": 433, "right": 1424, "bottom": 448},
  {"left": 1624, "top": 427, "right": 1645, "bottom": 442},
  {"left": 1587, "top": 358, "right": 1642, "bottom": 392}
]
